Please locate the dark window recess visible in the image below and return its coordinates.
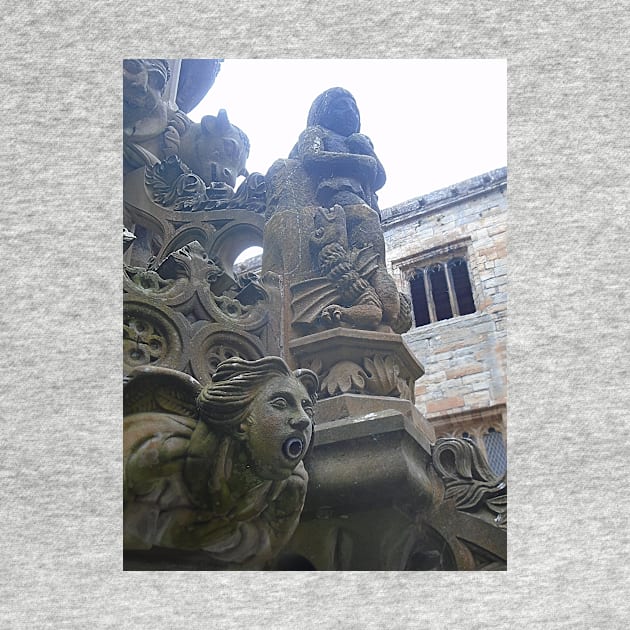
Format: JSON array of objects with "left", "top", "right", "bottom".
[
  {"left": 410, "top": 274, "right": 430, "bottom": 326},
  {"left": 429, "top": 264, "right": 453, "bottom": 321},
  {"left": 408, "top": 256, "right": 476, "bottom": 327},
  {"left": 483, "top": 428, "right": 506, "bottom": 476},
  {"left": 449, "top": 258, "right": 476, "bottom": 316}
]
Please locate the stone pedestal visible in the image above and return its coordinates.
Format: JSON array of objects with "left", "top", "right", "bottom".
[{"left": 270, "top": 406, "right": 505, "bottom": 571}]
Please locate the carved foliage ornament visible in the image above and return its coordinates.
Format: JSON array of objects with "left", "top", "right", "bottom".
[
  {"left": 124, "top": 357, "right": 318, "bottom": 566},
  {"left": 145, "top": 156, "right": 267, "bottom": 213},
  {"left": 311, "top": 353, "right": 411, "bottom": 399},
  {"left": 124, "top": 240, "right": 268, "bottom": 327},
  {"left": 432, "top": 437, "right": 507, "bottom": 530},
  {"left": 124, "top": 240, "right": 269, "bottom": 381}
]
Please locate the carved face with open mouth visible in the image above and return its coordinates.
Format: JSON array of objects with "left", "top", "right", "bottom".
[{"left": 243, "top": 375, "right": 315, "bottom": 480}]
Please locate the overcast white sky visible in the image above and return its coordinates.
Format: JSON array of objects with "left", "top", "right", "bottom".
[{"left": 188, "top": 59, "right": 506, "bottom": 210}]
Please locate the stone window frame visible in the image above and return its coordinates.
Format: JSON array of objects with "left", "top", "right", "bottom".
[{"left": 392, "top": 237, "right": 479, "bottom": 328}]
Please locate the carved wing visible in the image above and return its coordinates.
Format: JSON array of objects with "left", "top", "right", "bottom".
[
  {"left": 124, "top": 366, "right": 203, "bottom": 537},
  {"left": 352, "top": 244, "right": 380, "bottom": 279},
  {"left": 290, "top": 277, "right": 340, "bottom": 325},
  {"left": 124, "top": 365, "right": 202, "bottom": 418}
]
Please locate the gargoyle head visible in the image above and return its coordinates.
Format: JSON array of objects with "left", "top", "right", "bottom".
[
  {"left": 178, "top": 109, "right": 250, "bottom": 189},
  {"left": 197, "top": 357, "right": 318, "bottom": 480}
]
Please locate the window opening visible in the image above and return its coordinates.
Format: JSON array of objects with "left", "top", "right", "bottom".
[
  {"left": 410, "top": 273, "right": 430, "bottom": 326},
  {"left": 449, "top": 258, "right": 475, "bottom": 316},
  {"left": 408, "top": 255, "right": 476, "bottom": 327},
  {"left": 233, "top": 245, "right": 263, "bottom": 275},
  {"left": 429, "top": 264, "right": 453, "bottom": 321},
  {"left": 483, "top": 428, "right": 506, "bottom": 476}
]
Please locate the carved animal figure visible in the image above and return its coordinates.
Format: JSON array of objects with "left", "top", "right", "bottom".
[
  {"left": 290, "top": 205, "right": 410, "bottom": 333},
  {"left": 178, "top": 109, "right": 250, "bottom": 193},
  {"left": 123, "top": 356, "right": 317, "bottom": 567}
]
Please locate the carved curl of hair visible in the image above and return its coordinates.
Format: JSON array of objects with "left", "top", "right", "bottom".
[
  {"left": 306, "top": 87, "right": 360, "bottom": 131},
  {"left": 196, "top": 356, "right": 318, "bottom": 437}
]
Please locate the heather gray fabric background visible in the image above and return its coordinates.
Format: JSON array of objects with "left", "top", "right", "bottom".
[{"left": 1, "top": 1, "right": 628, "bottom": 628}]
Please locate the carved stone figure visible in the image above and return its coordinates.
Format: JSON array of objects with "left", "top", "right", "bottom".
[
  {"left": 178, "top": 109, "right": 250, "bottom": 197},
  {"left": 289, "top": 87, "right": 385, "bottom": 212},
  {"left": 123, "top": 59, "right": 191, "bottom": 172},
  {"left": 124, "top": 356, "right": 318, "bottom": 567},
  {"left": 290, "top": 203, "right": 406, "bottom": 332},
  {"left": 264, "top": 88, "right": 411, "bottom": 335},
  {"left": 124, "top": 59, "right": 258, "bottom": 215}
]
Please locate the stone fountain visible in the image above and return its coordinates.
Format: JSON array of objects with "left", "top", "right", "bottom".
[{"left": 122, "top": 59, "right": 506, "bottom": 570}]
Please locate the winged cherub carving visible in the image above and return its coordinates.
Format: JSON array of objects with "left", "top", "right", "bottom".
[{"left": 123, "top": 356, "right": 318, "bottom": 567}]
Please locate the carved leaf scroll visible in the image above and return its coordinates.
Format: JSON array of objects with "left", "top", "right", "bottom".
[
  {"left": 316, "top": 354, "right": 410, "bottom": 399},
  {"left": 363, "top": 354, "right": 400, "bottom": 396},
  {"left": 432, "top": 437, "right": 507, "bottom": 528},
  {"left": 145, "top": 156, "right": 209, "bottom": 211},
  {"left": 320, "top": 361, "right": 366, "bottom": 396}
]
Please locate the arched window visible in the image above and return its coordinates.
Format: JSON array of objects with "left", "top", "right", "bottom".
[
  {"left": 409, "top": 271, "right": 430, "bottom": 326},
  {"left": 429, "top": 263, "right": 453, "bottom": 321},
  {"left": 448, "top": 258, "right": 475, "bottom": 316},
  {"left": 409, "top": 256, "right": 476, "bottom": 327},
  {"left": 482, "top": 428, "right": 506, "bottom": 476}
]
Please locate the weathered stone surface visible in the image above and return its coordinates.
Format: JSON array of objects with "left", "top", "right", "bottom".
[
  {"left": 122, "top": 63, "right": 506, "bottom": 570},
  {"left": 123, "top": 357, "right": 318, "bottom": 569},
  {"left": 123, "top": 65, "right": 273, "bottom": 391},
  {"left": 262, "top": 88, "right": 411, "bottom": 339},
  {"left": 123, "top": 59, "right": 174, "bottom": 170},
  {"left": 313, "top": 393, "right": 435, "bottom": 451},
  {"left": 289, "top": 327, "right": 424, "bottom": 403},
  {"left": 123, "top": 238, "right": 269, "bottom": 384},
  {"left": 272, "top": 408, "right": 505, "bottom": 570},
  {"left": 177, "top": 109, "right": 249, "bottom": 191},
  {"left": 289, "top": 87, "right": 386, "bottom": 212}
]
